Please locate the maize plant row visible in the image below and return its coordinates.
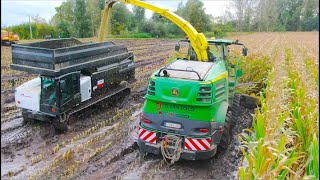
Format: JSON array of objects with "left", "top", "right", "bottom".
[
  {"left": 238, "top": 46, "right": 319, "bottom": 179},
  {"left": 31, "top": 154, "right": 44, "bottom": 166}
]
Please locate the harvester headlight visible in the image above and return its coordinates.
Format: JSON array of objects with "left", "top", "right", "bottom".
[{"left": 143, "top": 119, "right": 151, "bottom": 124}]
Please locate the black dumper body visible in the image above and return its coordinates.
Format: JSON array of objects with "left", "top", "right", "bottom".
[{"left": 11, "top": 38, "right": 135, "bottom": 117}]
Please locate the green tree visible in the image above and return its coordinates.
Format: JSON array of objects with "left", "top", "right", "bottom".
[
  {"left": 175, "top": 0, "right": 212, "bottom": 32},
  {"left": 88, "top": 0, "right": 102, "bottom": 37},
  {"left": 133, "top": 6, "right": 145, "bottom": 22},
  {"left": 109, "top": 3, "right": 133, "bottom": 35},
  {"left": 278, "top": 0, "right": 304, "bottom": 31},
  {"left": 74, "top": 0, "right": 91, "bottom": 38},
  {"left": 51, "top": 0, "right": 75, "bottom": 37}
]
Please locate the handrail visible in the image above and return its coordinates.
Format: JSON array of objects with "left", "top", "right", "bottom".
[{"left": 156, "top": 67, "right": 202, "bottom": 81}]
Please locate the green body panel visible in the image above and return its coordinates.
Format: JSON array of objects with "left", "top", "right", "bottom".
[
  {"left": 144, "top": 59, "right": 230, "bottom": 124},
  {"left": 142, "top": 98, "right": 228, "bottom": 123}
]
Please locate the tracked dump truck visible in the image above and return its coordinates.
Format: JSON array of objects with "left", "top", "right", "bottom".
[
  {"left": 11, "top": 38, "right": 135, "bottom": 131},
  {"left": 100, "top": 0, "right": 248, "bottom": 162}
]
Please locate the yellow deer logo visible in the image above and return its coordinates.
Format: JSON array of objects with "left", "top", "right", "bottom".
[{"left": 172, "top": 88, "right": 179, "bottom": 96}]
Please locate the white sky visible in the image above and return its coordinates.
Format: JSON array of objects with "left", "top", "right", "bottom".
[{"left": 1, "top": 0, "right": 230, "bottom": 27}]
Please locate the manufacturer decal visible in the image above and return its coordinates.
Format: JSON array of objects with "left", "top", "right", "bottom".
[
  {"left": 21, "top": 93, "right": 32, "bottom": 98},
  {"left": 97, "top": 79, "right": 104, "bottom": 88},
  {"left": 172, "top": 88, "right": 179, "bottom": 96},
  {"left": 156, "top": 102, "right": 162, "bottom": 111},
  {"left": 164, "top": 103, "right": 195, "bottom": 112}
]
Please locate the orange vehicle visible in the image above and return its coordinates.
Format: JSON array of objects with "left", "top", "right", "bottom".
[{"left": 1, "top": 30, "right": 19, "bottom": 45}]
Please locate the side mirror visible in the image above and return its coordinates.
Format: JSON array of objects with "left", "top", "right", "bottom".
[
  {"left": 175, "top": 44, "right": 180, "bottom": 52},
  {"left": 242, "top": 47, "right": 248, "bottom": 56}
]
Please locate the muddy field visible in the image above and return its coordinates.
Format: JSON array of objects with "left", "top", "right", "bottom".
[{"left": 2, "top": 32, "right": 316, "bottom": 179}]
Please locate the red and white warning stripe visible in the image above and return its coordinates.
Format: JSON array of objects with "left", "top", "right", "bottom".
[
  {"left": 139, "top": 128, "right": 156, "bottom": 144},
  {"left": 184, "top": 137, "right": 211, "bottom": 151}
]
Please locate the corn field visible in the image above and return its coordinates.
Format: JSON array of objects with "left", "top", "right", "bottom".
[{"left": 230, "top": 32, "right": 319, "bottom": 179}]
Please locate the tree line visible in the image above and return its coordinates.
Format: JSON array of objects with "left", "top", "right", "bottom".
[
  {"left": 226, "top": 0, "right": 319, "bottom": 32},
  {"left": 3, "top": 15, "right": 58, "bottom": 39},
  {"left": 3, "top": 0, "right": 319, "bottom": 40}
]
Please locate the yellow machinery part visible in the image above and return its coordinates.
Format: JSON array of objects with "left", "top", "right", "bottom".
[{"left": 98, "top": 0, "right": 209, "bottom": 61}]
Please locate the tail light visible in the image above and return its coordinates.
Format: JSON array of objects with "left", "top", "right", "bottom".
[
  {"left": 199, "top": 128, "right": 209, "bottom": 133},
  {"left": 140, "top": 114, "right": 151, "bottom": 124},
  {"left": 143, "top": 119, "right": 151, "bottom": 124}
]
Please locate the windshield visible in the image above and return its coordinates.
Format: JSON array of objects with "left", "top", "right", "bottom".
[
  {"left": 41, "top": 77, "right": 56, "bottom": 106},
  {"left": 208, "top": 44, "right": 223, "bottom": 60}
]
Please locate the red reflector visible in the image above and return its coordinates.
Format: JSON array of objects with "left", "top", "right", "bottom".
[
  {"left": 218, "top": 126, "right": 223, "bottom": 134},
  {"left": 51, "top": 107, "right": 56, "bottom": 112},
  {"left": 143, "top": 119, "right": 151, "bottom": 124},
  {"left": 97, "top": 84, "right": 104, "bottom": 88},
  {"left": 200, "top": 128, "right": 209, "bottom": 133}
]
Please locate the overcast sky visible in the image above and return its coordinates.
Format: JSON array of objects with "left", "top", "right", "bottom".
[{"left": 1, "top": 0, "right": 230, "bottom": 27}]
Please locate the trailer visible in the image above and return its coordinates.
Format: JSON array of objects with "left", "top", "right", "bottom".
[{"left": 11, "top": 38, "right": 135, "bottom": 131}]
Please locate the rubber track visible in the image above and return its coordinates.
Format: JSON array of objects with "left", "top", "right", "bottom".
[
  {"left": 229, "top": 94, "right": 241, "bottom": 125},
  {"left": 218, "top": 108, "right": 233, "bottom": 151}
]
